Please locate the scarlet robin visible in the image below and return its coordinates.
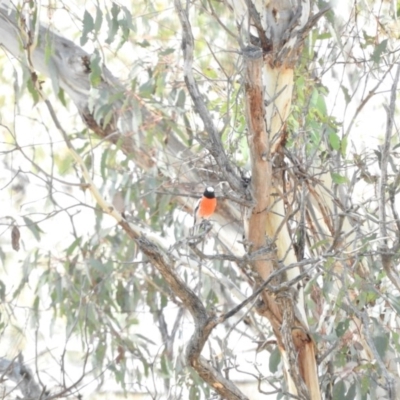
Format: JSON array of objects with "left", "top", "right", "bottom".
[{"left": 193, "top": 186, "right": 217, "bottom": 225}]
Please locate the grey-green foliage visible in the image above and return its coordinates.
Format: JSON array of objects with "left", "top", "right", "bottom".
[{"left": 1, "top": 0, "right": 400, "bottom": 399}]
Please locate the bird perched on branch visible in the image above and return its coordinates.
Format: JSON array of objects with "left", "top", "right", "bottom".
[{"left": 193, "top": 186, "right": 217, "bottom": 226}]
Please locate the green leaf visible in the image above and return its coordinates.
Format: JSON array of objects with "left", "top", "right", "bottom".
[
  {"left": 374, "top": 149, "right": 382, "bottom": 165},
  {"left": 100, "top": 148, "right": 109, "bottom": 179},
  {"left": 0, "top": 280, "right": 6, "bottom": 301},
  {"left": 331, "top": 172, "right": 348, "bottom": 185},
  {"left": 329, "top": 131, "right": 340, "bottom": 151},
  {"left": 387, "top": 293, "right": 400, "bottom": 315},
  {"left": 118, "top": 7, "right": 134, "bottom": 46},
  {"left": 176, "top": 89, "right": 186, "bottom": 109},
  {"left": 372, "top": 39, "right": 388, "bottom": 64},
  {"left": 89, "top": 50, "right": 102, "bottom": 87},
  {"left": 137, "top": 40, "right": 150, "bottom": 48},
  {"left": 333, "top": 380, "right": 346, "bottom": 400},
  {"left": 189, "top": 385, "right": 200, "bottom": 400},
  {"left": 29, "top": 3, "right": 38, "bottom": 38},
  {"left": 160, "top": 48, "right": 175, "bottom": 56},
  {"left": 310, "top": 87, "right": 319, "bottom": 108},
  {"left": 389, "top": 155, "right": 398, "bottom": 173},
  {"left": 26, "top": 75, "right": 40, "bottom": 104},
  {"left": 310, "top": 239, "right": 330, "bottom": 250},
  {"left": 116, "top": 280, "right": 128, "bottom": 311},
  {"left": 130, "top": 97, "right": 143, "bottom": 133},
  {"left": 106, "top": 3, "right": 120, "bottom": 44},
  {"left": 102, "top": 107, "right": 114, "bottom": 128},
  {"left": 32, "top": 295, "right": 40, "bottom": 324},
  {"left": 160, "top": 354, "right": 171, "bottom": 377},
  {"left": 58, "top": 87, "right": 67, "bottom": 107},
  {"left": 269, "top": 346, "right": 281, "bottom": 373},
  {"left": 344, "top": 382, "right": 356, "bottom": 400},
  {"left": 139, "top": 79, "right": 155, "bottom": 98},
  {"left": 158, "top": 194, "right": 172, "bottom": 219},
  {"left": 44, "top": 31, "right": 54, "bottom": 64},
  {"left": 66, "top": 237, "right": 82, "bottom": 256},
  {"left": 47, "top": 58, "right": 60, "bottom": 96},
  {"left": 94, "top": 6, "right": 103, "bottom": 33},
  {"left": 373, "top": 334, "right": 388, "bottom": 359},
  {"left": 392, "top": 331, "right": 400, "bottom": 353},
  {"left": 134, "top": 333, "right": 157, "bottom": 346},
  {"left": 336, "top": 319, "right": 350, "bottom": 337},
  {"left": 360, "top": 374, "right": 370, "bottom": 396},
  {"left": 81, "top": 10, "right": 94, "bottom": 46},
  {"left": 89, "top": 258, "right": 113, "bottom": 274},
  {"left": 94, "top": 340, "right": 107, "bottom": 367},
  {"left": 93, "top": 103, "right": 112, "bottom": 126},
  {"left": 121, "top": 6, "right": 136, "bottom": 31},
  {"left": 296, "top": 76, "right": 305, "bottom": 103},
  {"left": 315, "top": 93, "right": 327, "bottom": 117},
  {"left": 318, "top": 32, "right": 332, "bottom": 40},
  {"left": 22, "top": 216, "right": 44, "bottom": 241},
  {"left": 161, "top": 293, "right": 168, "bottom": 308},
  {"left": 0, "top": 247, "right": 5, "bottom": 265},
  {"left": 340, "top": 85, "right": 351, "bottom": 104}
]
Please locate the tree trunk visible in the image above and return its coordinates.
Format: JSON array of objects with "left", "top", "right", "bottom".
[{"left": 239, "top": 0, "right": 322, "bottom": 398}]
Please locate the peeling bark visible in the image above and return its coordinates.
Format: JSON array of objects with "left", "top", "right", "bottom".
[
  {"left": 242, "top": 45, "right": 282, "bottom": 331},
  {"left": 239, "top": 1, "right": 325, "bottom": 398}
]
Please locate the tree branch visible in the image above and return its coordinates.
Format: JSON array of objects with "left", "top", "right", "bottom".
[
  {"left": 379, "top": 62, "right": 400, "bottom": 291},
  {"left": 0, "top": 1, "right": 247, "bottom": 261},
  {"left": 174, "top": 0, "right": 247, "bottom": 197},
  {"left": 33, "top": 66, "right": 249, "bottom": 398},
  {"left": 0, "top": 354, "right": 43, "bottom": 399},
  {"left": 137, "top": 235, "right": 249, "bottom": 400}
]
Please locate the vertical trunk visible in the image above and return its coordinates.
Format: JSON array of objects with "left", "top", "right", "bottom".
[{"left": 240, "top": 0, "right": 322, "bottom": 398}]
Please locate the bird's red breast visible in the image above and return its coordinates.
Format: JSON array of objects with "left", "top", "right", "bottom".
[{"left": 194, "top": 186, "right": 217, "bottom": 224}]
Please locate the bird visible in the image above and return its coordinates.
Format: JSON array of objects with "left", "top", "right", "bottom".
[{"left": 193, "top": 186, "right": 217, "bottom": 226}]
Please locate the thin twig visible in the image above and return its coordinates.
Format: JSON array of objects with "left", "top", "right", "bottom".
[
  {"left": 220, "top": 258, "right": 320, "bottom": 323},
  {"left": 174, "top": 0, "right": 247, "bottom": 198},
  {"left": 378, "top": 62, "right": 400, "bottom": 291}
]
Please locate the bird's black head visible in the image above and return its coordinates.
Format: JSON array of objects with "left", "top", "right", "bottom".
[{"left": 203, "top": 186, "right": 215, "bottom": 199}]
